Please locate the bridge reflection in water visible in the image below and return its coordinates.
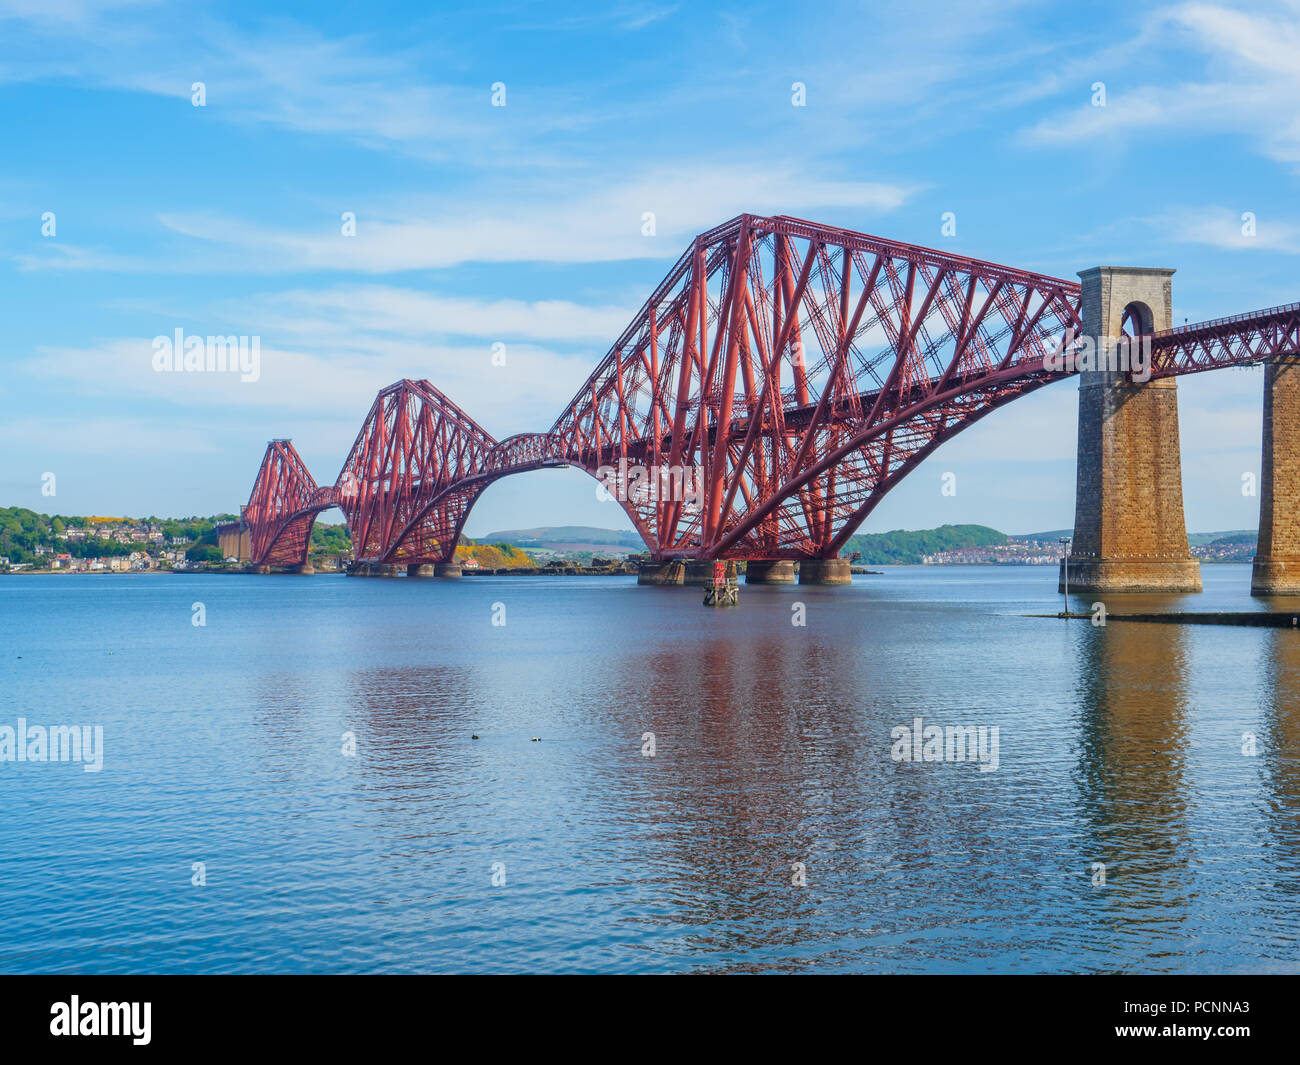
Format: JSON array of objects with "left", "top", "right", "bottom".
[
  {"left": 1072, "top": 620, "right": 1195, "bottom": 930},
  {"left": 1260, "top": 629, "right": 1300, "bottom": 876},
  {"left": 157, "top": 568, "right": 1288, "bottom": 971}
]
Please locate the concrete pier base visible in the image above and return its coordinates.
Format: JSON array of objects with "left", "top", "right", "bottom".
[
  {"left": 1252, "top": 355, "right": 1300, "bottom": 595},
  {"left": 1251, "top": 560, "right": 1300, "bottom": 596},
  {"left": 253, "top": 564, "right": 271, "bottom": 575},
  {"left": 347, "top": 561, "right": 404, "bottom": 577},
  {"left": 1061, "top": 558, "right": 1202, "bottom": 595},
  {"left": 683, "top": 561, "right": 716, "bottom": 586},
  {"left": 289, "top": 562, "right": 314, "bottom": 575},
  {"left": 797, "top": 559, "right": 852, "bottom": 585},
  {"left": 434, "top": 562, "right": 462, "bottom": 578},
  {"left": 407, "top": 563, "right": 437, "bottom": 578},
  {"left": 744, "top": 560, "right": 797, "bottom": 584},
  {"left": 637, "top": 560, "right": 684, "bottom": 586}
]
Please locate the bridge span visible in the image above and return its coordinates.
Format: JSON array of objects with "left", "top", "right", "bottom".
[{"left": 225, "top": 213, "right": 1300, "bottom": 593}]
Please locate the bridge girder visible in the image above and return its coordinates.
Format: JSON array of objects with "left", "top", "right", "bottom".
[{"left": 240, "top": 214, "right": 1299, "bottom": 568}]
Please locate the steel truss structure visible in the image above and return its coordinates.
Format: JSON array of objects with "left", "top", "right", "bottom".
[{"left": 239, "top": 214, "right": 1298, "bottom": 567}]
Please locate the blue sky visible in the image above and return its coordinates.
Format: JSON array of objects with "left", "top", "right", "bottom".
[{"left": 2, "top": 0, "right": 1298, "bottom": 537}]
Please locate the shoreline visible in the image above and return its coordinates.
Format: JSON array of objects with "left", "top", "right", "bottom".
[
  {"left": 1026, "top": 610, "right": 1300, "bottom": 628},
  {"left": 1, "top": 559, "right": 1256, "bottom": 577}
]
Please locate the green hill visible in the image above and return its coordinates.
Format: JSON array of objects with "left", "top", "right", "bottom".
[
  {"left": 842, "top": 524, "right": 1006, "bottom": 565},
  {"left": 480, "top": 526, "right": 644, "bottom": 550},
  {"left": 1188, "top": 530, "right": 1255, "bottom": 547},
  {"left": 1016, "top": 528, "right": 1073, "bottom": 542},
  {"left": 1020, "top": 528, "right": 1256, "bottom": 547}
]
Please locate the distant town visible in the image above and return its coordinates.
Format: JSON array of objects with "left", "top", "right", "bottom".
[
  {"left": 0, "top": 509, "right": 242, "bottom": 573},
  {"left": 0, "top": 507, "right": 1259, "bottom": 574},
  {"left": 897, "top": 527, "right": 1256, "bottom": 565}
]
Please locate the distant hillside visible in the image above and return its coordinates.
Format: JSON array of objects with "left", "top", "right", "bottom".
[
  {"left": 843, "top": 524, "right": 1006, "bottom": 565},
  {"left": 480, "top": 526, "right": 644, "bottom": 553},
  {"left": 454, "top": 540, "right": 535, "bottom": 569},
  {"left": 472, "top": 522, "right": 1263, "bottom": 566},
  {"left": 1187, "top": 530, "right": 1255, "bottom": 547},
  {"left": 1016, "top": 528, "right": 1256, "bottom": 547},
  {"left": 1192, "top": 531, "right": 1256, "bottom": 561}
]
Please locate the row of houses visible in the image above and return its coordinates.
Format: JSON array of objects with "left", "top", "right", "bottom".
[
  {"left": 2, "top": 549, "right": 190, "bottom": 573},
  {"left": 58, "top": 524, "right": 187, "bottom": 547},
  {"left": 920, "top": 541, "right": 1063, "bottom": 565}
]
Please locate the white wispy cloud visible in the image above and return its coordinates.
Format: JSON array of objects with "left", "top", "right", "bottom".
[
  {"left": 0, "top": 4, "right": 585, "bottom": 165},
  {"left": 159, "top": 169, "right": 910, "bottom": 271},
  {"left": 0, "top": 414, "right": 217, "bottom": 455},
  {"left": 12, "top": 281, "right": 657, "bottom": 452},
  {"left": 12, "top": 242, "right": 150, "bottom": 272},
  {"left": 14, "top": 168, "right": 912, "bottom": 274},
  {"left": 236, "top": 286, "right": 638, "bottom": 344},
  {"left": 506, "top": 3, "right": 680, "bottom": 32},
  {"left": 0, "top": 0, "right": 155, "bottom": 23},
  {"left": 1149, "top": 206, "right": 1300, "bottom": 253},
  {"left": 1021, "top": 2, "right": 1300, "bottom": 168},
  {"left": 19, "top": 335, "right": 600, "bottom": 436}
]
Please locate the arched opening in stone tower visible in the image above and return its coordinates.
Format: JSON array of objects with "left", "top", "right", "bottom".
[{"left": 1121, "top": 300, "right": 1155, "bottom": 338}]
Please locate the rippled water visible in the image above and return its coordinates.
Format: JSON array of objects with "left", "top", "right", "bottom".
[{"left": 1, "top": 565, "right": 1297, "bottom": 973}]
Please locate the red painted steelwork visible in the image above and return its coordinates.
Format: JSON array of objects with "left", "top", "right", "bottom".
[
  {"left": 1147, "top": 301, "right": 1300, "bottom": 379},
  {"left": 240, "top": 214, "right": 1297, "bottom": 568},
  {"left": 242, "top": 439, "right": 338, "bottom": 566}
]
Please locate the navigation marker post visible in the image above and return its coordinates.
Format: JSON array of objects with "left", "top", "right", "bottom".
[
  {"left": 703, "top": 561, "right": 739, "bottom": 607},
  {"left": 1059, "top": 536, "right": 1072, "bottom": 617}
]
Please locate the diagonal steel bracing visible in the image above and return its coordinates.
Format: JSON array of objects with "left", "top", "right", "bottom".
[{"left": 240, "top": 214, "right": 1300, "bottom": 568}]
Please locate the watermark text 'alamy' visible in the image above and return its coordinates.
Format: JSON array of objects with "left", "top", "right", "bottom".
[{"left": 152, "top": 328, "right": 260, "bottom": 383}]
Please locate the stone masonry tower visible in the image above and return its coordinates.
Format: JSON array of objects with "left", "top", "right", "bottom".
[
  {"left": 1060, "top": 267, "right": 1201, "bottom": 594},
  {"left": 1251, "top": 354, "right": 1300, "bottom": 595}
]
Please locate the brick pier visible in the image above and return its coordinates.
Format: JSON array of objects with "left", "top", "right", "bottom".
[
  {"left": 1061, "top": 267, "right": 1201, "bottom": 594},
  {"left": 1252, "top": 355, "right": 1300, "bottom": 595}
]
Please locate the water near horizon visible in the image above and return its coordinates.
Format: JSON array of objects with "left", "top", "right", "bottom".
[{"left": 1, "top": 565, "right": 1297, "bottom": 974}]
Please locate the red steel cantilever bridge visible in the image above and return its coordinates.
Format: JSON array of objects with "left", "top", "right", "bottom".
[{"left": 239, "top": 213, "right": 1300, "bottom": 569}]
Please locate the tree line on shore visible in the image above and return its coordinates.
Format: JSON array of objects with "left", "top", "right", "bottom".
[
  {"left": 1, "top": 508, "right": 1053, "bottom": 570},
  {"left": 0, "top": 507, "right": 237, "bottom": 566}
]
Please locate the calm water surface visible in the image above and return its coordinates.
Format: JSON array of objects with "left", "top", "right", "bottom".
[{"left": 1, "top": 565, "right": 1297, "bottom": 973}]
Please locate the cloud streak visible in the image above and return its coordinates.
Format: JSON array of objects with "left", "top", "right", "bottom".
[
  {"left": 14, "top": 168, "right": 912, "bottom": 274},
  {"left": 1021, "top": 2, "right": 1300, "bottom": 168}
]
